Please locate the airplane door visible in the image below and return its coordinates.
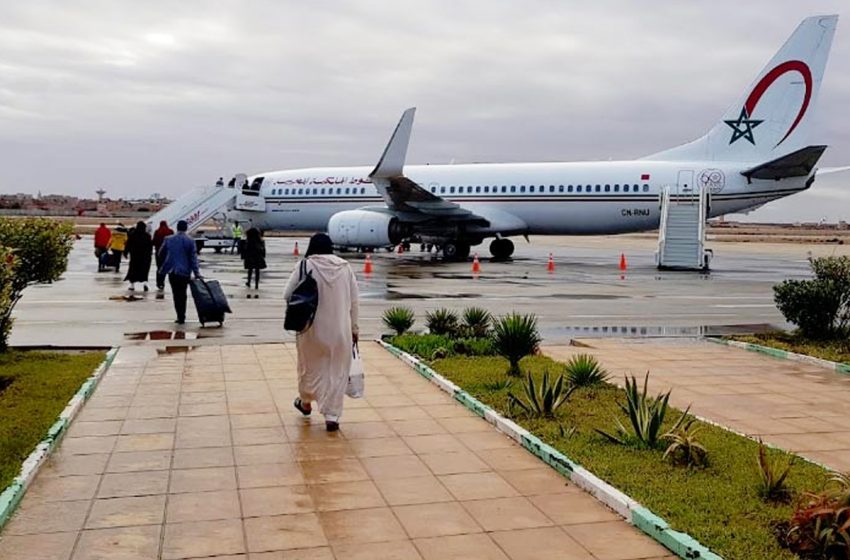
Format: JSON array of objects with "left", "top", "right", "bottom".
[
  {"left": 677, "top": 170, "right": 694, "bottom": 198},
  {"left": 235, "top": 174, "right": 267, "bottom": 212}
]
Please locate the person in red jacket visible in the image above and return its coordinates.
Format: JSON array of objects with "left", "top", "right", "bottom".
[
  {"left": 94, "top": 223, "right": 111, "bottom": 272},
  {"left": 153, "top": 220, "right": 174, "bottom": 290}
]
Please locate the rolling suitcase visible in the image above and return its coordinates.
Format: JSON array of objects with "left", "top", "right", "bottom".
[{"left": 190, "top": 278, "right": 232, "bottom": 326}]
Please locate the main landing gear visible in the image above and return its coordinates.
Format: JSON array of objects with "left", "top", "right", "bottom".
[
  {"left": 442, "top": 241, "right": 471, "bottom": 261},
  {"left": 489, "top": 238, "right": 515, "bottom": 260}
]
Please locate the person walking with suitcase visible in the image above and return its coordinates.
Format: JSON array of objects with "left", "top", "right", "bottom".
[
  {"left": 124, "top": 221, "right": 153, "bottom": 291},
  {"left": 158, "top": 220, "right": 202, "bottom": 324},
  {"left": 242, "top": 227, "right": 266, "bottom": 294},
  {"left": 94, "top": 223, "right": 111, "bottom": 272},
  {"left": 152, "top": 220, "right": 173, "bottom": 290},
  {"left": 107, "top": 224, "right": 128, "bottom": 273},
  {"left": 284, "top": 233, "right": 359, "bottom": 432}
]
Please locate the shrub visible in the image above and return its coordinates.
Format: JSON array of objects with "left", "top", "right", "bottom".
[
  {"left": 390, "top": 334, "right": 453, "bottom": 360},
  {"left": 756, "top": 439, "right": 795, "bottom": 503},
  {"left": 453, "top": 337, "right": 496, "bottom": 356},
  {"left": 784, "top": 487, "right": 850, "bottom": 559},
  {"left": 507, "top": 370, "right": 574, "bottom": 418},
  {"left": 0, "top": 218, "right": 75, "bottom": 351},
  {"left": 564, "top": 354, "right": 609, "bottom": 387},
  {"left": 663, "top": 417, "right": 708, "bottom": 468},
  {"left": 382, "top": 306, "right": 415, "bottom": 335},
  {"left": 596, "top": 373, "right": 687, "bottom": 449},
  {"left": 492, "top": 312, "right": 542, "bottom": 376},
  {"left": 774, "top": 256, "right": 850, "bottom": 340},
  {"left": 0, "top": 249, "right": 16, "bottom": 350},
  {"left": 425, "top": 308, "right": 460, "bottom": 336},
  {"left": 463, "top": 307, "right": 492, "bottom": 338}
]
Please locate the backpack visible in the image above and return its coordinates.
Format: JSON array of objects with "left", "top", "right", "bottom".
[{"left": 284, "top": 259, "right": 319, "bottom": 332}]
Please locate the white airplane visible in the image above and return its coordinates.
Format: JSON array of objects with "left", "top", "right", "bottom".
[{"left": 222, "top": 15, "right": 843, "bottom": 260}]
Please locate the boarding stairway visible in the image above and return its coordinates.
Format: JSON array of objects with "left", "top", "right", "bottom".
[
  {"left": 145, "top": 173, "right": 266, "bottom": 235},
  {"left": 656, "top": 184, "right": 712, "bottom": 271}
]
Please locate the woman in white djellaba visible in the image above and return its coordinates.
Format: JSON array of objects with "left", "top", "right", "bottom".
[{"left": 284, "top": 233, "right": 359, "bottom": 432}]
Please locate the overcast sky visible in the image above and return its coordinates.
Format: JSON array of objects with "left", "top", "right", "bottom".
[{"left": 0, "top": 1, "right": 848, "bottom": 222}]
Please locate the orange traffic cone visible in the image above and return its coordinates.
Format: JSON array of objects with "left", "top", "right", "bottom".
[
  {"left": 472, "top": 253, "right": 481, "bottom": 274},
  {"left": 364, "top": 254, "right": 373, "bottom": 274},
  {"left": 397, "top": 244, "right": 404, "bottom": 255},
  {"left": 619, "top": 253, "right": 627, "bottom": 271},
  {"left": 293, "top": 242, "right": 300, "bottom": 257},
  {"left": 547, "top": 253, "right": 555, "bottom": 273}
]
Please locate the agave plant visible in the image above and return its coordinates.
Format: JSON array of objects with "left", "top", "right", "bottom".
[
  {"left": 382, "top": 306, "right": 415, "bottom": 336},
  {"left": 785, "top": 491, "right": 850, "bottom": 558},
  {"left": 425, "top": 308, "right": 460, "bottom": 336},
  {"left": 463, "top": 307, "right": 493, "bottom": 338},
  {"left": 662, "top": 418, "right": 707, "bottom": 467},
  {"left": 564, "top": 354, "right": 609, "bottom": 387},
  {"left": 507, "top": 370, "right": 575, "bottom": 418},
  {"left": 492, "top": 313, "right": 542, "bottom": 376},
  {"left": 596, "top": 372, "right": 687, "bottom": 449},
  {"left": 756, "top": 439, "right": 795, "bottom": 502},
  {"left": 482, "top": 378, "right": 514, "bottom": 392}
]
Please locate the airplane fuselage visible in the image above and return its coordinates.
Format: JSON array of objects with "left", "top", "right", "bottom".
[{"left": 229, "top": 161, "right": 810, "bottom": 237}]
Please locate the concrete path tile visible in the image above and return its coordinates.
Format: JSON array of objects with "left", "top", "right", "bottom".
[
  {"left": 172, "top": 446, "right": 234, "bottom": 470},
  {"left": 237, "top": 462, "right": 305, "bottom": 488},
  {"left": 166, "top": 489, "right": 241, "bottom": 523},
  {"left": 162, "top": 519, "right": 245, "bottom": 559},
  {"left": 106, "top": 450, "right": 172, "bottom": 473},
  {"left": 4, "top": 500, "right": 90, "bottom": 535},
  {"left": 97, "top": 470, "right": 169, "bottom": 498},
  {"left": 491, "top": 527, "right": 594, "bottom": 560},
  {"left": 393, "top": 502, "right": 482, "bottom": 538},
  {"left": 414, "top": 533, "right": 509, "bottom": 560},
  {"left": 74, "top": 525, "right": 161, "bottom": 560},
  {"left": 440, "top": 472, "right": 520, "bottom": 501},
  {"left": 0, "top": 531, "right": 78, "bottom": 560},
  {"left": 319, "top": 507, "right": 407, "bottom": 545},
  {"left": 373, "top": 475, "right": 455, "bottom": 506},
  {"left": 462, "top": 497, "right": 552, "bottom": 532},
  {"left": 308, "top": 480, "right": 385, "bottom": 512},
  {"left": 240, "top": 486, "right": 315, "bottom": 517},
  {"left": 169, "top": 466, "right": 237, "bottom": 494},
  {"left": 244, "top": 513, "right": 327, "bottom": 552},
  {"left": 332, "top": 540, "right": 424, "bottom": 559},
  {"left": 86, "top": 495, "right": 166, "bottom": 529},
  {"left": 563, "top": 521, "right": 670, "bottom": 560}
]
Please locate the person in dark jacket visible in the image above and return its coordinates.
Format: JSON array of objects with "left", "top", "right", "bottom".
[
  {"left": 152, "top": 220, "right": 174, "bottom": 290},
  {"left": 124, "top": 221, "right": 153, "bottom": 291},
  {"left": 242, "top": 227, "right": 266, "bottom": 291},
  {"left": 159, "top": 220, "right": 202, "bottom": 324}
]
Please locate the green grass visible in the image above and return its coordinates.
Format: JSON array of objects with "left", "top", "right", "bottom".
[
  {"left": 0, "top": 350, "right": 105, "bottom": 490},
  {"left": 429, "top": 354, "right": 831, "bottom": 560},
  {"left": 730, "top": 332, "right": 850, "bottom": 365}
]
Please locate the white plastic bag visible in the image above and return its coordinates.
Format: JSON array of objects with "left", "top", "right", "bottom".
[{"left": 346, "top": 343, "right": 365, "bottom": 398}]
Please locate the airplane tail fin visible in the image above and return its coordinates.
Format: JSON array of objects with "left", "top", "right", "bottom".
[{"left": 645, "top": 15, "right": 837, "bottom": 162}]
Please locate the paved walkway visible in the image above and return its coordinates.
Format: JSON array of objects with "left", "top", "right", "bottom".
[
  {"left": 0, "top": 343, "right": 671, "bottom": 560},
  {"left": 547, "top": 339, "right": 850, "bottom": 471}
]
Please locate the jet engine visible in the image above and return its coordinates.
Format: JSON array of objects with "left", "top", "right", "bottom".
[{"left": 327, "top": 210, "right": 404, "bottom": 248}]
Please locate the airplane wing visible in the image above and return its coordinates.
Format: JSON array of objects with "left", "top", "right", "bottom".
[
  {"left": 817, "top": 166, "right": 850, "bottom": 176},
  {"left": 369, "top": 108, "right": 489, "bottom": 225}
]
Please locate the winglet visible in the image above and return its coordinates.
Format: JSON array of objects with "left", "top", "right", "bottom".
[{"left": 370, "top": 108, "right": 416, "bottom": 179}]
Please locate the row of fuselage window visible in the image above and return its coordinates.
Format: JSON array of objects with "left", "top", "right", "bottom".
[{"left": 267, "top": 183, "right": 652, "bottom": 197}]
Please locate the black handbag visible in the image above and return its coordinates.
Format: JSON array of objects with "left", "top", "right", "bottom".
[{"left": 284, "top": 259, "right": 319, "bottom": 332}]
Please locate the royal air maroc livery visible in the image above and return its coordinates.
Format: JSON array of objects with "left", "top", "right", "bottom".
[{"left": 199, "top": 15, "right": 844, "bottom": 261}]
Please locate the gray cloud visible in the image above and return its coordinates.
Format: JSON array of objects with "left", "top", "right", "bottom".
[{"left": 0, "top": 0, "right": 848, "bottom": 221}]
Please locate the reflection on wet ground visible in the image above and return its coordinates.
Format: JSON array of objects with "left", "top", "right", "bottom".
[{"left": 124, "top": 330, "right": 198, "bottom": 341}]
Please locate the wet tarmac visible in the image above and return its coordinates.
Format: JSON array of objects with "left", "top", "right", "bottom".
[{"left": 9, "top": 234, "right": 850, "bottom": 348}]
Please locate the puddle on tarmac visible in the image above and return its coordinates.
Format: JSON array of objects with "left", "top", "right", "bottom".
[
  {"left": 124, "top": 331, "right": 198, "bottom": 341},
  {"left": 157, "top": 346, "right": 196, "bottom": 354},
  {"left": 109, "top": 294, "right": 144, "bottom": 302},
  {"left": 545, "top": 323, "right": 778, "bottom": 339}
]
